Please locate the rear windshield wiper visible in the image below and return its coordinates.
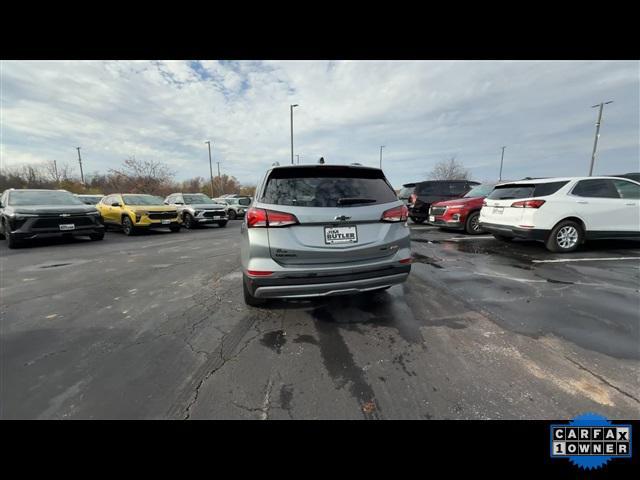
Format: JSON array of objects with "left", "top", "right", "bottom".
[{"left": 337, "top": 197, "right": 377, "bottom": 206}]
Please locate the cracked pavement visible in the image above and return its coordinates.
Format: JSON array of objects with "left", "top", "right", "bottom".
[{"left": 1, "top": 222, "right": 639, "bottom": 419}]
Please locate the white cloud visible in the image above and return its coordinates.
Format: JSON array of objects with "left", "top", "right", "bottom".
[{"left": 1, "top": 60, "right": 638, "bottom": 188}]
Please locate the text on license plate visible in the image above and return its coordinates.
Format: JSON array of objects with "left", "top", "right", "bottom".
[
  {"left": 161, "top": 219, "right": 171, "bottom": 224},
  {"left": 324, "top": 226, "right": 358, "bottom": 244},
  {"left": 59, "top": 224, "right": 75, "bottom": 231},
  {"left": 492, "top": 207, "right": 504, "bottom": 215},
  {"left": 429, "top": 215, "right": 435, "bottom": 222}
]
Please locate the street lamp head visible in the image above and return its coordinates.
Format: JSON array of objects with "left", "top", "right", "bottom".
[{"left": 291, "top": 104, "right": 299, "bottom": 107}]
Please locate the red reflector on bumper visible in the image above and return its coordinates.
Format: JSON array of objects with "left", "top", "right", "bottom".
[{"left": 247, "top": 270, "right": 273, "bottom": 277}]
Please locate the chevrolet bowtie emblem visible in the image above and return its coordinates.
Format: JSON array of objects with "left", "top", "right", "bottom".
[{"left": 334, "top": 215, "right": 351, "bottom": 221}]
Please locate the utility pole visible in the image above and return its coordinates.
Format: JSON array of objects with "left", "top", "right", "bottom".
[
  {"left": 589, "top": 101, "right": 613, "bottom": 176},
  {"left": 53, "top": 160, "right": 59, "bottom": 184},
  {"left": 205, "top": 141, "right": 215, "bottom": 197},
  {"left": 499, "top": 146, "right": 506, "bottom": 181},
  {"left": 290, "top": 104, "right": 299, "bottom": 164},
  {"left": 76, "top": 147, "right": 85, "bottom": 184},
  {"left": 379, "top": 145, "right": 385, "bottom": 169}
]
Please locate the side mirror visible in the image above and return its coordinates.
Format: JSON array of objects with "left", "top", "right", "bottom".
[
  {"left": 175, "top": 201, "right": 184, "bottom": 205},
  {"left": 111, "top": 202, "right": 121, "bottom": 207}
]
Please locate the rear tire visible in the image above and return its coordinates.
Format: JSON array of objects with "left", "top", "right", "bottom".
[
  {"left": 493, "top": 234, "right": 513, "bottom": 242},
  {"left": 465, "top": 211, "right": 484, "bottom": 235},
  {"left": 90, "top": 232, "right": 104, "bottom": 241},
  {"left": 545, "top": 220, "right": 583, "bottom": 253},
  {"left": 228, "top": 210, "right": 237, "bottom": 220},
  {"left": 243, "top": 277, "right": 266, "bottom": 307},
  {"left": 217, "top": 220, "right": 228, "bottom": 228},
  {"left": 122, "top": 216, "right": 136, "bottom": 236}
]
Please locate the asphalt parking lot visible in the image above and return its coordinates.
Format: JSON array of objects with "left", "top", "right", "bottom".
[{"left": 1, "top": 221, "right": 639, "bottom": 419}]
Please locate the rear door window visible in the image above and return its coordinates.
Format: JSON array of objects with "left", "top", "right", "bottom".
[
  {"left": 261, "top": 167, "right": 397, "bottom": 207},
  {"left": 572, "top": 179, "right": 620, "bottom": 198},
  {"left": 488, "top": 181, "right": 568, "bottom": 200}
]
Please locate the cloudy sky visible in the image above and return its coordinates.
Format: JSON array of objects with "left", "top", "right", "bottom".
[{"left": 1, "top": 60, "right": 638, "bottom": 188}]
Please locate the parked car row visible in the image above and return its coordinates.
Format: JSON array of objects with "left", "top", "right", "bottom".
[
  {"left": 401, "top": 174, "right": 640, "bottom": 253},
  {"left": 0, "top": 188, "right": 252, "bottom": 248}
]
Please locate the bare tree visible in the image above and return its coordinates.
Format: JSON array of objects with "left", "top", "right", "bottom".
[
  {"left": 428, "top": 156, "right": 470, "bottom": 180},
  {"left": 108, "top": 156, "right": 175, "bottom": 195}
]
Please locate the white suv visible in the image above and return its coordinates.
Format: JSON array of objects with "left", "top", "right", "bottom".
[{"left": 479, "top": 176, "right": 640, "bottom": 252}]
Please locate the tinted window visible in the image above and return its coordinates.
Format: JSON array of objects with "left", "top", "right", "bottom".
[
  {"left": 572, "top": 179, "right": 620, "bottom": 199},
  {"left": 488, "top": 181, "right": 569, "bottom": 200},
  {"left": 416, "top": 182, "right": 471, "bottom": 196},
  {"left": 612, "top": 180, "right": 640, "bottom": 199},
  {"left": 184, "top": 194, "right": 215, "bottom": 204},
  {"left": 122, "top": 195, "right": 165, "bottom": 205},
  {"left": 9, "top": 190, "right": 84, "bottom": 206},
  {"left": 261, "top": 167, "right": 397, "bottom": 207}
]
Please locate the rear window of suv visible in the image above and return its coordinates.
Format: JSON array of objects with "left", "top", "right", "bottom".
[
  {"left": 416, "top": 182, "right": 472, "bottom": 196},
  {"left": 487, "top": 181, "right": 569, "bottom": 200},
  {"left": 261, "top": 167, "right": 398, "bottom": 207}
]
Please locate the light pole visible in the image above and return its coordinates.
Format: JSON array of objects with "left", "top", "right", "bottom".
[
  {"left": 499, "top": 146, "right": 506, "bottom": 181},
  {"left": 589, "top": 101, "right": 613, "bottom": 176},
  {"left": 290, "top": 104, "right": 299, "bottom": 164},
  {"left": 296, "top": 154, "right": 300, "bottom": 164},
  {"left": 76, "top": 147, "right": 85, "bottom": 184},
  {"left": 205, "top": 141, "right": 215, "bottom": 197},
  {"left": 379, "top": 145, "right": 385, "bottom": 169}
]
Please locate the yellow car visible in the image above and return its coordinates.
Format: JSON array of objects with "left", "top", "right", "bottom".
[{"left": 97, "top": 193, "right": 181, "bottom": 235}]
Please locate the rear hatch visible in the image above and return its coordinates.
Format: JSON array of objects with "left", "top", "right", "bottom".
[
  {"left": 413, "top": 182, "right": 469, "bottom": 212},
  {"left": 257, "top": 166, "right": 406, "bottom": 266},
  {"left": 482, "top": 181, "right": 569, "bottom": 225}
]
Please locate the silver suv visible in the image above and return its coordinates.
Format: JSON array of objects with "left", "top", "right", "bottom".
[
  {"left": 240, "top": 164, "right": 412, "bottom": 306},
  {"left": 214, "top": 196, "right": 251, "bottom": 220},
  {"left": 164, "top": 193, "right": 228, "bottom": 228}
]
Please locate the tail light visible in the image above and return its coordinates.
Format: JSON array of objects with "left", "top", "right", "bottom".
[
  {"left": 381, "top": 205, "right": 409, "bottom": 222},
  {"left": 511, "top": 200, "right": 546, "bottom": 208},
  {"left": 247, "top": 270, "right": 273, "bottom": 277},
  {"left": 409, "top": 193, "right": 417, "bottom": 204},
  {"left": 399, "top": 257, "right": 412, "bottom": 264},
  {"left": 482, "top": 200, "right": 487, "bottom": 206},
  {"left": 246, "top": 207, "right": 298, "bottom": 228}
]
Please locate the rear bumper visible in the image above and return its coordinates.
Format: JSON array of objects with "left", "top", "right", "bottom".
[
  {"left": 246, "top": 264, "right": 411, "bottom": 299},
  {"left": 480, "top": 222, "right": 548, "bottom": 241}
]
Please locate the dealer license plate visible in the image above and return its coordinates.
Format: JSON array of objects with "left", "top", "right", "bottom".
[{"left": 324, "top": 226, "right": 358, "bottom": 244}]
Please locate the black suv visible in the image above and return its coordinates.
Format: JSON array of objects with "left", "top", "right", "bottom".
[
  {"left": 0, "top": 189, "right": 105, "bottom": 248},
  {"left": 408, "top": 180, "right": 479, "bottom": 224}
]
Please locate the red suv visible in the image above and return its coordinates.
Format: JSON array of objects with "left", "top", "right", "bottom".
[{"left": 428, "top": 183, "right": 496, "bottom": 234}]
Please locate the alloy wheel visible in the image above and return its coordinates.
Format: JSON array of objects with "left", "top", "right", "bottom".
[{"left": 556, "top": 225, "right": 578, "bottom": 249}]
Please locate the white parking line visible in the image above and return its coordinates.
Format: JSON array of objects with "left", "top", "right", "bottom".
[{"left": 532, "top": 257, "right": 640, "bottom": 264}]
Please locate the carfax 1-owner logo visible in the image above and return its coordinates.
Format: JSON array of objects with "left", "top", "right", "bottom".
[{"left": 550, "top": 413, "right": 632, "bottom": 470}]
